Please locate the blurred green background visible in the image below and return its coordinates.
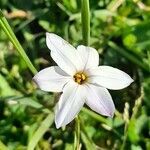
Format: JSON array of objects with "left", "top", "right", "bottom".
[{"left": 0, "top": 0, "right": 150, "bottom": 150}]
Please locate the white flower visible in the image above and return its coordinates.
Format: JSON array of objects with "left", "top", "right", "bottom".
[{"left": 33, "top": 33, "right": 133, "bottom": 129}]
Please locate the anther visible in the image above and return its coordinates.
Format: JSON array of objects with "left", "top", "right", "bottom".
[{"left": 73, "top": 72, "right": 87, "bottom": 84}]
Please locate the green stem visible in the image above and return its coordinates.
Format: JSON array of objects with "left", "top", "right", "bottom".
[
  {"left": 27, "top": 112, "right": 54, "bottom": 150},
  {"left": 82, "top": 107, "right": 108, "bottom": 124},
  {"left": 81, "top": 0, "right": 90, "bottom": 46},
  {"left": 108, "top": 41, "right": 150, "bottom": 73},
  {"left": 121, "top": 88, "right": 144, "bottom": 150},
  {"left": 120, "top": 123, "right": 128, "bottom": 150},
  {"left": 0, "top": 10, "right": 37, "bottom": 75},
  {"left": 73, "top": 1, "right": 90, "bottom": 149},
  {"left": 74, "top": 116, "right": 81, "bottom": 150}
]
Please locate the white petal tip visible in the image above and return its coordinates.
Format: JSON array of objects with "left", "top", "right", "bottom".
[
  {"left": 56, "top": 124, "right": 60, "bottom": 129},
  {"left": 109, "top": 112, "right": 115, "bottom": 118},
  {"left": 55, "top": 120, "right": 62, "bottom": 129},
  {"left": 126, "top": 77, "right": 134, "bottom": 87},
  {"left": 105, "top": 110, "right": 115, "bottom": 118},
  {"left": 55, "top": 120, "right": 59, "bottom": 129},
  {"left": 114, "top": 76, "right": 134, "bottom": 90},
  {"left": 104, "top": 105, "right": 115, "bottom": 118},
  {"left": 97, "top": 111, "right": 115, "bottom": 118},
  {"left": 130, "top": 78, "right": 134, "bottom": 84}
]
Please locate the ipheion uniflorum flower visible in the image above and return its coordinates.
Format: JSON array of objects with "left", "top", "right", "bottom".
[{"left": 33, "top": 33, "right": 134, "bottom": 129}]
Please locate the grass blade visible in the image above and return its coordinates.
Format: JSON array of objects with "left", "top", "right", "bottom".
[{"left": 27, "top": 113, "right": 54, "bottom": 150}]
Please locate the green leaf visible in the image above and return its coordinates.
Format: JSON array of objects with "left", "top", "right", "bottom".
[
  {"left": 38, "top": 20, "right": 51, "bottom": 32},
  {"left": 94, "top": 9, "right": 116, "bottom": 21},
  {"left": 108, "top": 41, "right": 150, "bottom": 72},
  {"left": 17, "top": 98, "right": 43, "bottom": 109},
  {"left": 0, "top": 74, "right": 15, "bottom": 96},
  {"left": 0, "top": 10, "right": 37, "bottom": 75},
  {"left": 131, "top": 144, "right": 142, "bottom": 150},
  {"left": 123, "top": 21, "right": 150, "bottom": 54},
  {"left": 0, "top": 140, "right": 8, "bottom": 150},
  {"left": 27, "top": 113, "right": 54, "bottom": 150},
  {"left": 65, "top": 143, "right": 74, "bottom": 150},
  {"left": 81, "top": 131, "right": 96, "bottom": 150},
  {"left": 128, "top": 119, "right": 140, "bottom": 143}
]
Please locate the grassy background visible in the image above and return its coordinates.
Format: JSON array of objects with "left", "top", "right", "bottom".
[{"left": 0, "top": 0, "right": 150, "bottom": 150}]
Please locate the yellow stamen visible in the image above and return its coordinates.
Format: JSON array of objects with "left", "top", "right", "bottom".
[{"left": 73, "top": 72, "right": 87, "bottom": 84}]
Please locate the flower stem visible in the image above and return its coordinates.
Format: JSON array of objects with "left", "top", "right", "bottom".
[
  {"left": 73, "top": 1, "right": 90, "bottom": 148},
  {"left": 74, "top": 116, "right": 81, "bottom": 150},
  {"left": 81, "top": 0, "right": 90, "bottom": 46},
  {"left": 0, "top": 10, "right": 37, "bottom": 75}
]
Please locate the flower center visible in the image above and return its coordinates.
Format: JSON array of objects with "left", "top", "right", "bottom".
[{"left": 73, "top": 72, "right": 87, "bottom": 84}]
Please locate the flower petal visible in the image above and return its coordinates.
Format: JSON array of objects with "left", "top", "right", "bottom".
[
  {"left": 77, "top": 45, "right": 99, "bottom": 70},
  {"left": 85, "top": 84, "right": 115, "bottom": 117},
  {"left": 87, "top": 66, "right": 134, "bottom": 90},
  {"left": 46, "top": 33, "right": 83, "bottom": 75},
  {"left": 55, "top": 81, "right": 85, "bottom": 128},
  {"left": 33, "top": 66, "right": 71, "bottom": 92}
]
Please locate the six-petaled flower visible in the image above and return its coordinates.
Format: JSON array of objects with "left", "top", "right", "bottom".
[{"left": 33, "top": 33, "right": 133, "bottom": 129}]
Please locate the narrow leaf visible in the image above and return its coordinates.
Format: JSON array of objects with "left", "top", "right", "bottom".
[{"left": 27, "top": 113, "right": 54, "bottom": 150}]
